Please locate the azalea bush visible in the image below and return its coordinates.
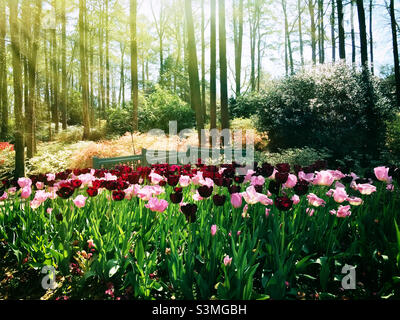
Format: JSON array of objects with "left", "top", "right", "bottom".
[
  {"left": 238, "top": 63, "right": 395, "bottom": 159},
  {"left": 1, "top": 160, "right": 400, "bottom": 300}
]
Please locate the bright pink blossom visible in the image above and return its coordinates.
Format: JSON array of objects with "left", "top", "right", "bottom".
[
  {"left": 73, "top": 195, "right": 87, "bottom": 208},
  {"left": 211, "top": 224, "right": 217, "bottom": 236},
  {"left": 283, "top": 174, "right": 298, "bottom": 189},
  {"left": 291, "top": 194, "right": 300, "bottom": 205},
  {"left": 223, "top": 255, "right": 232, "bottom": 266},
  {"left": 231, "top": 193, "right": 243, "bottom": 208},
  {"left": 145, "top": 197, "right": 168, "bottom": 212},
  {"left": 306, "top": 193, "right": 326, "bottom": 207},
  {"left": 374, "top": 166, "right": 391, "bottom": 183},
  {"left": 313, "top": 171, "right": 334, "bottom": 186}
]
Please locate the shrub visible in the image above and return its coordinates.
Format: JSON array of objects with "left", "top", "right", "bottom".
[
  {"left": 0, "top": 146, "right": 14, "bottom": 179},
  {"left": 386, "top": 113, "right": 400, "bottom": 163},
  {"left": 139, "top": 85, "right": 196, "bottom": 133},
  {"left": 54, "top": 126, "right": 83, "bottom": 144},
  {"left": 240, "top": 63, "right": 395, "bottom": 159}
]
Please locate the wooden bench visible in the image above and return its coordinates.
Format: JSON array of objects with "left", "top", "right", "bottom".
[{"left": 92, "top": 146, "right": 249, "bottom": 169}]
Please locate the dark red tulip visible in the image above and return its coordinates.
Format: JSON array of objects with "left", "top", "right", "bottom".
[
  {"left": 274, "top": 196, "right": 293, "bottom": 211},
  {"left": 174, "top": 187, "right": 183, "bottom": 193},
  {"left": 167, "top": 175, "right": 179, "bottom": 187},
  {"left": 198, "top": 185, "right": 213, "bottom": 198},
  {"left": 92, "top": 180, "right": 102, "bottom": 189},
  {"left": 293, "top": 180, "right": 309, "bottom": 196},
  {"left": 261, "top": 163, "right": 274, "bottom": 177},
  {"left": 86, "top": 187, "right": 98, "bottom": 197},
  {"left": 275, "top": 172, "right": 289, "bottom": 184},
  {"left": 276, "top": 163, "right": 290, "bottom": 173},
  {"left": 159, "top": 180, "right": 167, "bottom": 187},
  {"left": 112, "top": 190, "right": 125, "bottom": 201},
  {"left": 228, "top": 185, "right": 241, "bottom": 194},
  {"left": 170, "top": 192, "right": 183, "bottom": 204},
  {"left": 56, "top": 186, "right": 74, "bottom": 199},
  {"left": 268, "top": 180, "right": 280, "bottom": 195},
  {"left": 181, "top": 203, "right": 197, "bottom": 222},
  {"left": 234, "top": 176, "right": 244, "bottom": 184},
  {"left": 71, "top": 179, "right": 83, "bottom": 189},
  {"left": 254, "top": 185, "right": 263, "bottom": 193},
  {"left": 212, "top": 194, "right": 226, "bottom": 206}
]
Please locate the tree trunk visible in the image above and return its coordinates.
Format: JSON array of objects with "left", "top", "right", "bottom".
[
  {"left": 105, "top": 0, "right": 110, "bottom": 113},
  {"left": 99, "top": 4, "right": 104, "bottom": 119},
  {"left": 0, "top": 0, "right": 8, "bottom": 140},
  {"left": 210, "top": 0, "right": 217, "bottom": 131},
  {"left": 61, "top": 0, "right": 67, "bottom": 130},
  {"left": 318, "top": 0, "right": 325, "bottom": 64},
  {"left": 337, "top": 0, "right": 346, "bottom": 60},
  {"left": 9, "top": 0, "right": 25, "bottom": 178},
  {"left": 201, "top": 0, "right": 206, "bottom": 121},
  {"left": 26, "top": 0, "right": 41, "bottom": 159},
  {"left": 389, "top": 0, "right": 400, "bottom": 109},
  {"left": 79, "top": 0, "right": 90, "bottom": 140},
  {"left": 331, "top": 0, "right": 336, "bottom": 62},
  {"left": 308, "top": 0, "right": 317, "bottom": 65},
  {"left": 131, "top": 0, "right": 138, "bottom": 132},
  {"left": 298, "top": 0, "right": 304, "bottom": 67},
  {"left": 219, "top": 0, "right": 229, "bottom": 133},
  {"left": 233, "top": 0, "right": 243, "bottom": 96},
  {"left": 44, "top": 30, "right": 52, "bottom": 141},
  {"left": 369, "top": 0, "right": 374, "bottom": 74},
  {"left": 185, "top": 0, "right": 204, "bottom": 146},
  {"left": 351, "top": 0, "right": 356, "bottom": 65}
]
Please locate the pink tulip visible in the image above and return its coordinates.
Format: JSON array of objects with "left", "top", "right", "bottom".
[
  {"left": 328, "top": 187, "right": 348, "bottom": 203},
  {"left": 250, "top": 175, "right": 265, "bottom": 186},
  {"left": 179, "top": 175, "right": 191, "bottom": 187},
  {"left": 47, "top": 208, "right": 53, "bottom": 214},
  {"left": 265, "top": 208, "right": 271, "bottom": 217},
  {"left": 145, "top": 197, "right": 168, "bottom": 212},
  {"left": 46, "top": 173, "right": 56, "bottom": 182},
  {"left": 258, "top": 193, "right": 274, "bottom": 206},
  {"left": 306, "top": 207, "right": 315, "bottom": 217},
  {"left": 21, "top": 186, "right": 32, "bottom": 199},
  {"left": 244, "top": 169, "right": 256, "bottom": 183},
  {"left": 36, "top": 182, "right": 45, "bottom": 190},
  {"left": 332, "top": 205, "right": 352, "bottom": 218},
  {"left": 211, "top": 224, "right": 217, "bottom": 236},
  {"left": 306, "top": 193, "right": 326, "bottom": 207},
  {"left": 313, "top": 171, "right": 334, "bottom": 186},
  {"left": 347, "top": 196, "right": 363, "bottom": 206},
  {"left": 354, "top": 183, "right": 376, "bottom": 195},
  {"left": 149, "top": 171, "right": 164, "bottom": 185},
  {"left": 298, "top": 171, "right": 315, "bottom": 183},
  {"left": 283, "top": 174, "right": 297, "bottom": 189},
  {"left": 387, "top": 184, "right": 394, "bottom": 192},
  {"left": 0, "top": 192, "right": 8, "bottom": 201},
  {"left": 18, "top": 177, "right": 32, "bottom": 189},
  {"left": 291, "top": 194, "right": 300, "bottom": 205},
  {"left": 374, "top": 166, "right": 391, "bottom": 183},
  {"left": 8, "top": 187, "right": 17, "bottom": 194},
  {"left": 200, "top": 177, "right": 214, "bottom": 188},
  {"left": 242, "top": 204, "right": 249, "bottom": 218},
  {"left": 231, "top": 193, "right": 243, "bottom": 208},
  {"left": 328, "top": 170, "right": 346, "bottom": 181},
  {"left": 73, "top": 195, "right": 87, "bottom": 208},
  {"left": 87, "top": 239, "right": 95, "bottom": 249},
  {"left": 192, "top": 191, "right": 204, "bottom": 201},
  {"left": 223, "top": 255, "right": 232, "bottom": 266}
]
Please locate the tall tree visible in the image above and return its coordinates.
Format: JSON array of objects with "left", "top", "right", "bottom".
[
  {"left": 210, "top": 0, "right": 217, "bottom": 130},
  {"left": 233, "top": 0, "right": 244, "bottom": 96},
  {"left": 369, "top": 0, "right": 374, "bottom": 74},
  {"left": 201, "top": 0, "right": 206, "bottom": 120},
  {"left": 318, "top": 0, "right": 325, "bottom": 64},
  {"left": 308, "top": 0, "right": 317, "bottom": 65},
  {"left": 389, "top": 0, "right": 400, "bottom": 109},
  {"left": 151, "top": 0, "right": 168, "bottom": 85},
  {"left": 337, "top": 0, "right": 346, "bottom": 60},
  {"left": 356, "top": 0, "right": 378, "bottom": 155},
  {"left": 9, "top": 0, "right": 25, "bottom": 178},
  {"left": 351, "top": 0, "right": 356, "bottom": 65},
  {"left": 184, "top": 0, "right": 204, "bottom": 145},
  {"left": 331, "top": 0, "right": 336, "bottom": 62},
  {"left": 130, "top": 0, "right": 138, "bottom": 132},
  {"left": 79, "top": 0, "right": 90, "bottom": 139},
  {"left": 51, "top": 0, "right": 59, "bottom": 134},
  {"left": 61, "top": 0, "right": 67, "bottom": 129},
  {"left": 219, "top": 0, "right": 229, "bottom": 132},
  {"left": 26, "top": 0, "right": 42, "bottom": 158},
  {"left": 0, "top": 0, "right": 8, "bottom": 140},
  {"left": 105, "top": 0, "right": 110, "bottom": 111},
  {"left": 98, "top": 3, "right": 105, "bottom": 119},
  {"left": 298, "top": 0, "right": 305, "bottom": 67}
]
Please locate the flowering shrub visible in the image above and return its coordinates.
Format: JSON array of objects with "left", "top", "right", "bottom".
[
  {"left": 238, "top": 63, "right": 395, "bottom": 158},
  {"left": 0, "top": 160, "right": 400, "bottom": 300}
]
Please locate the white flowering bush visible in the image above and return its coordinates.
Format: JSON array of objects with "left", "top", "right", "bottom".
[{"left": 248, "top": 63, "right": 395, "bottom": 159}]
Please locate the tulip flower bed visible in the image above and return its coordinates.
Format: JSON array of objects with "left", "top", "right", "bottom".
[{"left": 1, "top": 160, "right": 400, "bottom": 300}]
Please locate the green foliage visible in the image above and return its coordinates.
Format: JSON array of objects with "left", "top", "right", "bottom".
[
  {"left": 256, "top": 147, "right": 332, "bottom": 167},
  {"left": 138, "top": 85, "right": 195, "bottom": 133},
  {"left": 0, "top": 148, "right": 14, "bottom": 180},
  {"left": 66, "top": 90, "right": 84, "bottom": 126},
  {"left": 386, "top": 114, "right": 400, "bottom": 164},
  {"left": 236, "top": 63, "right": 395, "bottom": 159}
]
